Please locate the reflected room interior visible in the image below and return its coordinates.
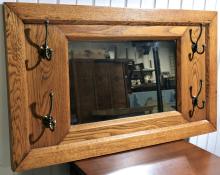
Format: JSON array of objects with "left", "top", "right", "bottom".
[{"left": 69, "top": 40, "right": 177, "bottom": 124}]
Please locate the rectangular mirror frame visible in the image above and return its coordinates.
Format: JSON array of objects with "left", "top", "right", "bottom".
[{"left": 4, "top": 3, "right": 217, "bottom": 172}]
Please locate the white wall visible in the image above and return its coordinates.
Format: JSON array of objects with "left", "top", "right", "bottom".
[{"left": 0, "top": 0, "right": 219, "bottom": 175}]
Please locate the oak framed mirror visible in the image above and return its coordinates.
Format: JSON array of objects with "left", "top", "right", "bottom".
[{"left": 4, "top": 3, "right": 217, "bottom": 172}]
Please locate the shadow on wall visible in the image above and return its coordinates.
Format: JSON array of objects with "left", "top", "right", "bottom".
[{"left": 0, "top": 4, "right": 12, "bottom": 169}]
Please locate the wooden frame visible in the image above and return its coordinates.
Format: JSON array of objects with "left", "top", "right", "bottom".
[{"left": 3, "top": 3, "right": 217, "bottom": 172}]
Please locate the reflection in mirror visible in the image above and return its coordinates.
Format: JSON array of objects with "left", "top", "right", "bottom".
[{"left": 69, "top": 40, "right": 177, "bottom": 124}]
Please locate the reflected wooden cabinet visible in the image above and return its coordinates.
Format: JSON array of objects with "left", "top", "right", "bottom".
[
  {"left": 3, "top": 2, "right": 217, "bottom": 172},
  {"left": 70, "top": 59, "right": 129, "bottom": 123}
]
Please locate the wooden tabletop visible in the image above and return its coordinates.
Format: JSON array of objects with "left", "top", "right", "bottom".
[{"left": 71, "top": 140, "right": 220, "bottom": 175}]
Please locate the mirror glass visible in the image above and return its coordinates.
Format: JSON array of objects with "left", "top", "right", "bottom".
[{"left": 69, "top": 40, "right": 177, "bottom": 124}]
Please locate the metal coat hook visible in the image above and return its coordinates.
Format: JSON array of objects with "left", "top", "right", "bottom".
[
  {"left": 188, "top": 24, "right": 205, "bottom": 61},
  {"left": 189, "top": 80, "right": 205, "bottom": 118},
  {"left": 39, "top": 20, "right": 53, "bottom": 60},
  {"left": 41, "top": 92, "right": 56, "bottom": 131}
]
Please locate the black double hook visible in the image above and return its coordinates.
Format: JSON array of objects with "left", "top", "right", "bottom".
[
  {"left": 29, "top": 92, "right": 56, "bottom": 144},
  {"left": 189, "top": 80, "right": 205, "bottom": 118},
  {"left": 39, "top": 20, "right": 53, "bottom": 61},
  {"left": 25, "top": 20, "right": 53, "bottom": 70},
  {"left": 41, "top": 92, "right": 56, "bottom": 131},
  {"left": 189, "top": 24, "right": 205, "bottom": 61}
]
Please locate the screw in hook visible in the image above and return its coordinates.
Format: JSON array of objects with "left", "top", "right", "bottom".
[
  {"left": 189, "top": 80, "right": 205, "bottom": 118},
  {"left": 41, "top": 92, "right": 56, "bottom": 131},
  {"left": 188, "top": 24, "right": 205, "bottom": 61},
  {"left": 39, "top": 20, "right": 53, "bottom": 61}
]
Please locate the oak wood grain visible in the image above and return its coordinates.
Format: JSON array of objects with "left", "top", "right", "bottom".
[
  {"left": 180, "top": 26, "right": 206, "bottom": 121},
  {"left": 3, "top": 5, "right": 31, "bottom": 170},
  {"left": 58, "top": 25, "right": 187, "bottom": 40},
  {"left": 17, "top": 120, "right": 215, "bottom": 171},
  {"left": 61, "top": 112, "right": 187, "bottom": 144},
  {"left": 24, "top": 24, "right": 71, "bottom": 148},
  {"left": 69, "top": 111, "right": 183, "bottom": 132},
  {"left": 190, "top": 26, "right": 206, "bottom": 121},
  {"left": 5, "top": 3, "right": 217, "bottom": 25},
  {"left": 206, "top": 16, "right": 217, "bottom": 127},
  {"left": 3, "top": 3, "right": 217, "bottom": 172}
]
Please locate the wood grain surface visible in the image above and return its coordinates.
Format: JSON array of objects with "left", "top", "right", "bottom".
[
  {"left": 180, "top": 26, "right": 206, "bottom": 121},
  {"left": 17, "top": 120, "right": 214, "bottom": 171},
  {"left": 73, "top": 140, "right": 220, "bottom": 175},
  {"left": 61, "top": 112, "right": 187, "bottom": 144},
  {"left": 24, "top": 24, "right": 70, "bottom": 148},
  {"left": 206, "top": 16, "right": 217, "bottom": 127},
  {"left": 3, "top": 2, "right": 217, "bottom": 171},
  {"left": 5, "top": 3, "right": 217, "bottom": 25},
  {"left": 59, "top": 25, "right": 187, "bottom": 40},
  {"left": 3, "top": 5, "right": 30, "bottom": 170}
]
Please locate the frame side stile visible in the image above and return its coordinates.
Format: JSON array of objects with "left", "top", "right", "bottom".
[
  {"left": 176, "top": 27, "right": 189, "bottom": 118},
  {"left": 180, "top": 27, "right": 191, "bottom": 121},
  {"left": 3, "top": 4, "right": 31, "bottom": 171},
  {"left": 63, "top": 29, "right": 72, "bottom": 135},
  {"left": 206, "top": 14, "right": 217, "bottom": 128},
  {"left": 55, "top": 25, "right": 72, "bottom": 143},
  {"left": 24, "top": 24, "right": 71, "bottom": 148}
]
